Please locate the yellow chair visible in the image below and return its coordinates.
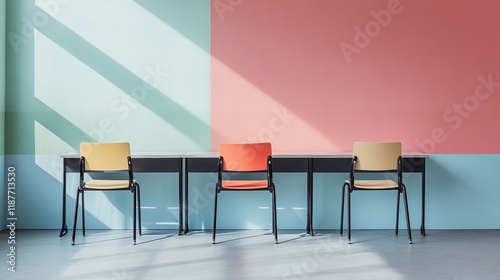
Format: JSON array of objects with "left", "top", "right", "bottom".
[
  {"left": 71, "top": 142, "right": 142, "bottom": 245},
  {"left": 340, "top": 142, "right": 412, "bottom": 244},
  {"left": 212, "top": 142, "right": 278, "bottom": 244}
]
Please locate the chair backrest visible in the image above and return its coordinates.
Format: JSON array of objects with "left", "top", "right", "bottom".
[
  {"left": 80, "top": 142, "right": 131, "bottom": 171},
  {"left": 219, "top": 142, "right": 271, "bottom": 172},
  {"left": 353, "top": 142, "right": 401, "bottom": 171}
]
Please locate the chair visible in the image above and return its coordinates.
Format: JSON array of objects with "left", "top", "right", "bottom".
[
  {"left": 71, "top": 142, "right": 142, "bottom": 245},
  {"left": 340, "top": 142, "right": 412, "bottom": 244},
  {"left": 212, "top": 142, "right": 278, "bottom": 244}
]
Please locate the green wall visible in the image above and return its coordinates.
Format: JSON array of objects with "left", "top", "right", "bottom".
[{"left": 6, "top": 0, "right": 210, "bottom": 155}]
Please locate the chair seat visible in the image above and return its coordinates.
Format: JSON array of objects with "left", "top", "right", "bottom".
[
  {"left": 349, "top": 179, "right": 399, "bottom": 190},
  {"left": 85, "top": 179, "right": 131, "bottom": 190},
  {"left": 221, "top": 180, "right": 269, "bottom": 190}
]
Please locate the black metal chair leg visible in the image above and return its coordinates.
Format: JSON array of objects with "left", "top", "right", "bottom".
[
  {"left": 340, "top": 182, "right": 347, "bottom": 235},
  {"left": 403, "top": 186, "right": 412, "bottom": 244},
  {"left": 272, "top": 188, "right": 278, "bottom": 244},
  {"left": 137, "top": 184, "right": 142, "bottom": 236},
  {"left": 347, "top": 188, "right": 352, "bottom": 244},
  {"left": 271, "top": 192, "right": 275, "bottom": 235},
  {"left": 81, "top": 190, "right": 86, "bottom": 236},
  {"left": 133, "top": 189, "right": 137, "bottom": 245},
  {"left": 71, "top": 190, "right": 80, "bottom": 245},
  {"left": 212, "top": 188, "right": 219, "bottom": 244},
  {"left": 396, "top": 189, "right": 401, "bottom": 236}
]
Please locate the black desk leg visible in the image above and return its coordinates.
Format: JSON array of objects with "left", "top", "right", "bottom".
[
  {"left": 178, "top": 158, "right": 184, "bottom": 235},
  {"left": 420, "top": 162, "right": 426, "bottom": 236},
  {"left": 307, "top": 158, "right": 314, "bottom": 236},
  {"left": 59, "top": 160, "right": 68, "bottom": 237},
  {"left": 183, "top": 158, "right": 190, "bottom": 235}
]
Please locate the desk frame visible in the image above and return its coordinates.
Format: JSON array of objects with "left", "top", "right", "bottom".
[{"left": 59, "top": 155, "right": 184, "bottom": 237}]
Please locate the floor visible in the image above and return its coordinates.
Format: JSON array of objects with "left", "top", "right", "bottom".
[{"left": 1, "top": 229, "right": 499, "bottom": 280}]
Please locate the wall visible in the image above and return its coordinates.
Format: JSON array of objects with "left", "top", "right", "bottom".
[
  {"left": 4, "top": 0, "right": 500, "bottom": 232},
  {"left": 5, "top": 0, "right": 210, "bottom": 230},
  {"left": 0, "top": 0, "right": 5, "bottom": 231},
  {"left": 211, "top": 0, "right": 500, "bottom": 153}
]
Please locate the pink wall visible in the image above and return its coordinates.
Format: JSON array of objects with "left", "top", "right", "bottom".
[{"left": 211, "top": 0, "right": 500, "bottom": 153}]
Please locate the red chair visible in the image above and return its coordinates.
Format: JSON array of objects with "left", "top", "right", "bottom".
[{"left": 212, "top": 142, "right": 278, "bottom": 244}]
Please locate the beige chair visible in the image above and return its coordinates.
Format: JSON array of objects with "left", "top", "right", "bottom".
[
  {"left": 340, "top": 142, "right": 412, "bottom": 244},
  {"left": 71, "top": 142, "right": 142, "bottom": 245},
  {"left": 212, "top": 142, "right": 278, "bottom": 244}
]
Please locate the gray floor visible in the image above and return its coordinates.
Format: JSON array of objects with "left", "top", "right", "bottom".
[{"left": 1, "top": 229, "right": 499, "bottom": 280}]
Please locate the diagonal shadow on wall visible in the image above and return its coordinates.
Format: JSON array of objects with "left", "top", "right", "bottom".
[
  {"left": 35, "top": 100, "right": 94, "bottom": 148},
  {"left": 34, "top": 6, "right": 213, "bottom": 149},
  {"left": 133, "top": 0, "right": 210, "bottom": 53}
]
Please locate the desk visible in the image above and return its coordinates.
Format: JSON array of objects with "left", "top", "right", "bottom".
[
  {"left": 182, "top": 153, "right": 427, "bottom": 236},
  {"left": 60, "top": 152, "right": 427, "bottom": 237},
  {"left": 59, "top": 154, "right": 183, "bottom": 237}
]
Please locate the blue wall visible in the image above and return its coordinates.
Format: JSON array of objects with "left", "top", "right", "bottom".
[
  {"left": 6, "top": 154, "right": 500, "bottom": 231},
  {"left": 176, "top": 155, "right": 500, "bottom": 230}
]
